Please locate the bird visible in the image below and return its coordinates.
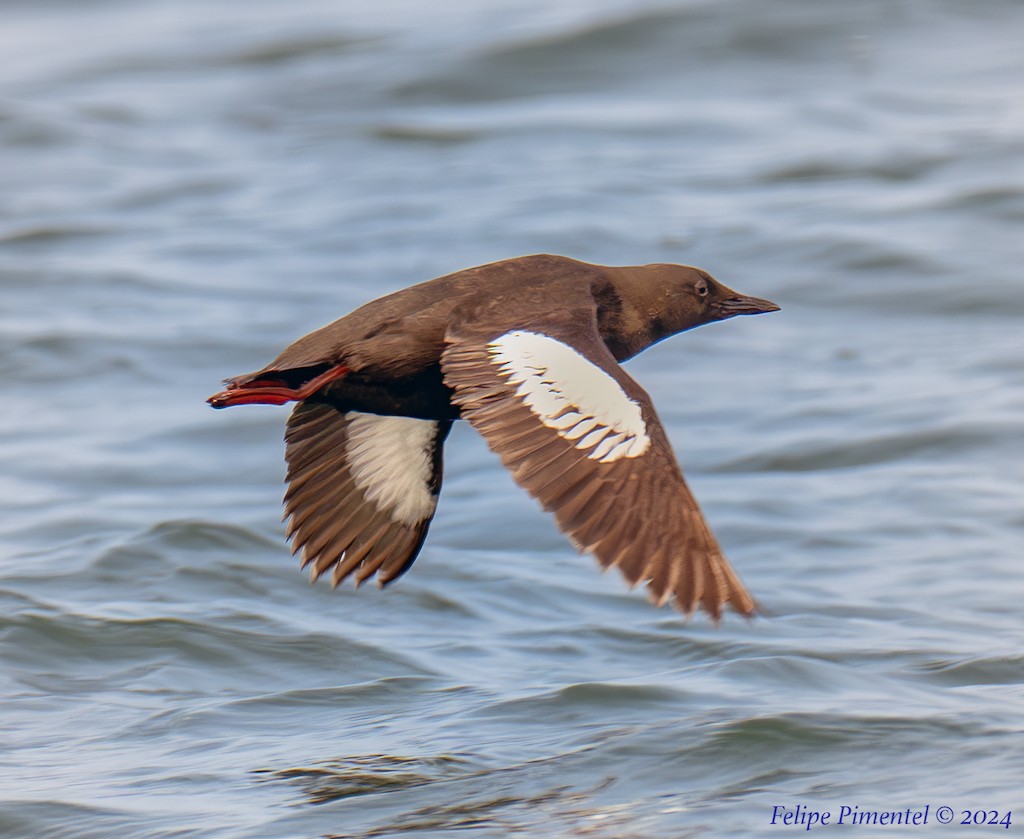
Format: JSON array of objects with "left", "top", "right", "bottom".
[{"left": 208, "top": 254, "right": 778, "bottom": 619}]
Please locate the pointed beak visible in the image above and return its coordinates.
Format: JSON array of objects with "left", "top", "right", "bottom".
[{"left": 712, "top": 293, "right": 780, "bottom": 319}]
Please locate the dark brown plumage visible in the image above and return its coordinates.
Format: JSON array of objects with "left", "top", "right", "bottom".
[{"left": 208, "top": 254, "right": 778, "bottom": 619}]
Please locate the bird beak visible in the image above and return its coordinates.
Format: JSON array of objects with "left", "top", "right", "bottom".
[{"left": 712, "top": 293, "right": 780, "bottom": 319}]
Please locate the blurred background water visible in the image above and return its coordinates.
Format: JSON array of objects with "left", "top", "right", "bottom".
[{"left": 2, "top": 0, "right": 1023, "bottom": 836}]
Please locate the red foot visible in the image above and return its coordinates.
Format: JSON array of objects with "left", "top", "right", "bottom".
[{"left": 207, "top": 364, "right": 349, "bottom": 408}]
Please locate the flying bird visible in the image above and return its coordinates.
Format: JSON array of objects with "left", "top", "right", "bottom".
[{"left": 208, "top": 254, "right": 778, "bottom": 619}]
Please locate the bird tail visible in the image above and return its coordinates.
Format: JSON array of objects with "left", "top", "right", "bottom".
[{"left": 207, "top": 363, "right": 349, "bottom": 408}]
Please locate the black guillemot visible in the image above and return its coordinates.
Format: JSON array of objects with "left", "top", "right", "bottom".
[{"left": 208, "top": 254, "right": 779, "bottom": 619}]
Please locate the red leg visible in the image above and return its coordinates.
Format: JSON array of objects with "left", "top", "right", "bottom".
[{"left": 207, "top": 363, "right": 349, "bottom": 408}]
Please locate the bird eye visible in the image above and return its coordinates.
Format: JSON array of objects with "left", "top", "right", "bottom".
[{"left": 696, "top": 279, "right": 709, "bottom": 297}]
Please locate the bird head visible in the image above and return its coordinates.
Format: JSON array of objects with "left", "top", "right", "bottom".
[{"left": 639, "top": 264, "right": 779, "bottom": 336}]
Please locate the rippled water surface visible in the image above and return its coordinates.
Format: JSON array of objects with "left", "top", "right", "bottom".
[{"left": 2, "top": 0, "right": 1023, "bottom": 836}]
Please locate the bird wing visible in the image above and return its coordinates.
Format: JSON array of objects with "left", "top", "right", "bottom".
[
  {"left": 283, "top": 402, "right": 451, "bottom": 588},
  {"left": 440, "top": 296, "right": 755, "bottom": 619}
]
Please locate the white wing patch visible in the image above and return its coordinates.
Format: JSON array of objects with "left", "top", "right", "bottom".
[
  {"left": 488, "top": 330, "right": 650, "bottom": 463},
  {"left": 345, "top": 413, "right": 438, "bottom": 525}
]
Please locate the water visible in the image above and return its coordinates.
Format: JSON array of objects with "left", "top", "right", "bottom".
[{"left": 2, "top": 0, "right": 1022, "bottom": 836}]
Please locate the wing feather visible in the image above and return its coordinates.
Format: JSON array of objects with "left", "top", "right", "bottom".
[
  {"left": 282, "top": 403, "right": 449, "bottom": 589},
  {"left": 441, "top": 304, "right": 755, "bottom": 619}
]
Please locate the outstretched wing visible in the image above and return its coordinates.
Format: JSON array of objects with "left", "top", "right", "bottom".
[
  {"left": 440, "top": 300, "right": 755, "bottom": 619},
  {"left": 283, "top": 402, "right": 451, "bottom": 588}
]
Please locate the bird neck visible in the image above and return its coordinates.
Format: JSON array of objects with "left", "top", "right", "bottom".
[{"left": 592, "top": 276, "right": 670, "bottom": 362}]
